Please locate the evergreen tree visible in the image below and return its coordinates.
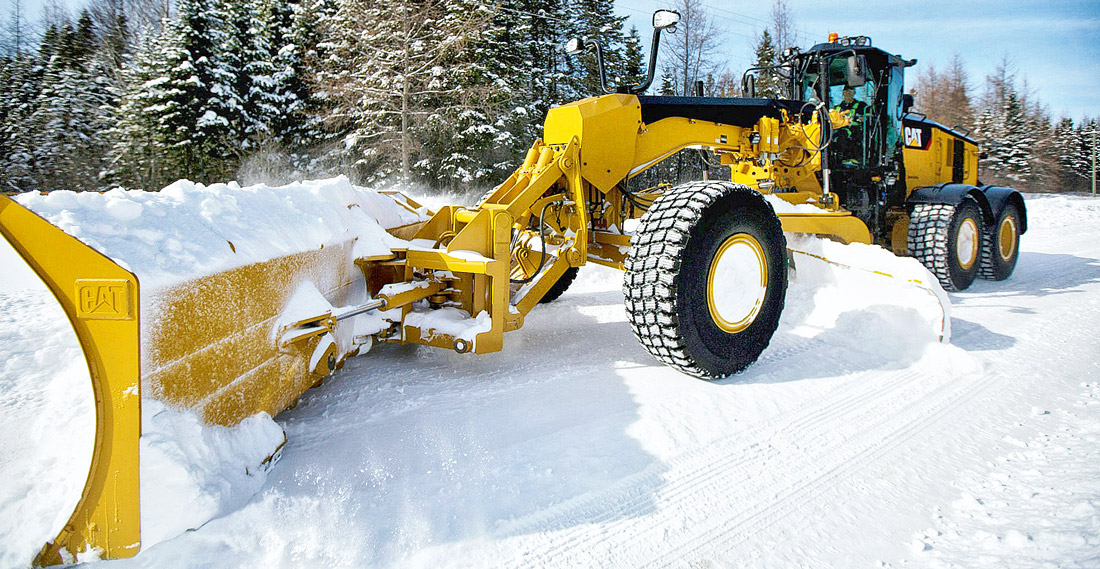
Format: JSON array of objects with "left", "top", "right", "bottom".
[
  {"left": 320, "top": 0, "right": 484, "bottom": 186},
  {"left": 0, "top": 52, "right": 43, "bottom": 190},
  {"left": 288, "top": 0, "right": 339, "bottom": 147},
  {"left": 104, "top": 23, "right": 175, "bottom": 187},
  {"left": 620, "top": 26, "right": 645, "bottom": 89},
  {"left": 751, "top": 29, "right": 781, "bottom": 98},
  {"left": 108, "top": 0, "right": 239, "bottom": 187},
  {"left": 489, "top": 0, "right": 573, "bottom": 146},
  {"left": 24, "top": 11, "right": 114, "bottom": 190},
  {"left": 418, "top": 0, "right": 511, "bottom": 190},
  {"left": 999, "top": 89, "right": 1034, "bottom": 184}
]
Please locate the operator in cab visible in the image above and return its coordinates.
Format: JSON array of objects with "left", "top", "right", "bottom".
[
  {"left": 833, "top": 85, "right": 868, "bottom": 166},
  {"left": 836, "top": 85, "right": 867, "bottom": 117}
]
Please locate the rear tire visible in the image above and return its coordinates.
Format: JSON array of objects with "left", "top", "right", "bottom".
[
  {"left": 908, "top": 199, "right": 982, "bottom": 291},
  {"left": 623, "top": 181, "right": 787, "bottom": 378},
  {"left": 978, "top": 203, "right": 1020, "bottom": 281}
]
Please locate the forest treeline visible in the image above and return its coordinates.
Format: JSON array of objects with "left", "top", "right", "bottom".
[{"left": 0, "top": 0, "right": 1095, "bottom": 195}]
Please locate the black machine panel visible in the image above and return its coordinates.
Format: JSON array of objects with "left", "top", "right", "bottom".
[{"left": 637, "top": 96, "right": 814, "bottom": 128}]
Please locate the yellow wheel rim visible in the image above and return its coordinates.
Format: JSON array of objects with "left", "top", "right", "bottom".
[
  {"left": 707, "top": 233, "right": 768, "bottom": 333},
  {"left": 956, "top": 217, "right": 979, "bottom": 270},
  {"left": 998, "top": 216, "right": 1018, "bottom": 262}
]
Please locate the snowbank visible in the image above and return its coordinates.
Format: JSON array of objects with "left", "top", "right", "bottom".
[{"left": 785, "top": 233, "right": 951, "bottom": 351}]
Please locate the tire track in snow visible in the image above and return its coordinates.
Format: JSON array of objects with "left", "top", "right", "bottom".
[
  {"left": 640, "top": 370, "right": 1001, "bottom": 568},
  {"left": 507, "top": 364, "right": 931, "bottom": 568}
]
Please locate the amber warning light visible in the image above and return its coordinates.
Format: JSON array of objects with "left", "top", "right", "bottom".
[{"left": 828, "top": 32, "right": 839, "bottom": 43}]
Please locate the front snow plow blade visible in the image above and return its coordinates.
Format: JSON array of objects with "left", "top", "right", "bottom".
[
  {"left": 0, "top": 194, "right": 141, "bottom": 564},
  {"left": 1, "top": 184, "right": 427, "bottom": 565}
]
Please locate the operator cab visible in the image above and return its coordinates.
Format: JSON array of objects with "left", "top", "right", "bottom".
[
  {"left": 785, "top": 35, "right": 915, "bottom": 238},
  {"left": 790, "top": 35, "right": 912, "bottom": 172}
]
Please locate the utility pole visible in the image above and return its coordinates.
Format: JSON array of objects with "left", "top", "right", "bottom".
[{"left": 1092, "top": 125, "right": 1096, "bottom": 196}]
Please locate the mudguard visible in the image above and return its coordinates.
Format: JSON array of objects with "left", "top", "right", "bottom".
[
  {"left": 907, "top": 183, "right": 994, "bottom": 225},
  {"left": 977, "top": 185, "right": 1028, "bottom": 234}
]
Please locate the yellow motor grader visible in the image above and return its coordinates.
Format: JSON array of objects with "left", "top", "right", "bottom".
[{"left": 0, "top": 9, "right": 1025, "bottom": 565}]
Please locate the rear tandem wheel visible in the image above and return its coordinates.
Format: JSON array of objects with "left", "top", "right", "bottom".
[
  {"left": 978, "top": 202, "right": 1021, "bottom": 281},
  {"left": 908, "top": 199, "right": 983, "bottom": 291},
  {"left": 623, "top": 181, "right": 788, "bottom": 378}
]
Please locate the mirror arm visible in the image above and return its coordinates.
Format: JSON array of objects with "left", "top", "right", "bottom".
[
  {"left": 586, "top": 39, "right": 613, "bottom": 94},
  {"left": 629, "top": 26, "right": 665, "bottom": 95}
]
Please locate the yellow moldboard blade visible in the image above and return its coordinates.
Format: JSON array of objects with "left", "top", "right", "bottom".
[
  {"left": 142, "top": 240, "right": 360, "bottom": 426},
  {"left": 0, "top": 195, "right": 141, "bottom": 565}
]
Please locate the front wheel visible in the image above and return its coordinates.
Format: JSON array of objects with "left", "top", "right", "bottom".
[{"left": 623, "top": 182, "right": 788, "bottom": 378}]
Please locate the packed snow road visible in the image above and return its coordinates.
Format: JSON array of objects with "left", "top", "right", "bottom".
[{"left": 3, "top": 193, "right": 1099, "bottom": 568}]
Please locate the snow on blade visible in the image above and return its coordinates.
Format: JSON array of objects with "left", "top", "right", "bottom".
[
  {"left": 785, "top": 233, "right": 951, "bottom": 350},
  {"left": 14, "top": 176, "right": 420, "bottom": 290},
  {"left": 0, "top": 176, "right": 429, "bottom": 566}
]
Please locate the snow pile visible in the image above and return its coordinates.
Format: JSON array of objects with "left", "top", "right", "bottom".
[
  {"left": 1024, "top": 193, "right": 1100, "bottom": 229},
  {"left": 139, "top": 400, "right": 286, "bottom": 549},
  {"left": 10, "top": 190, "right": 1100, "bottom": 567},
  {"left": 15, "top": 176, "right": 422, "bottom": 290},
  {"left": 785, "top": 233, "right": 951, "bottom": 356}
]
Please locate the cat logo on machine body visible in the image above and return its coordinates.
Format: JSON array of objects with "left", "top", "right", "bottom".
[{"left": 903, "top": 119, "right": 933, "bottom": 150}]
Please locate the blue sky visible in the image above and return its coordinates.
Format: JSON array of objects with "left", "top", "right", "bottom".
[
  {"left": 616, "top": 0, "right": 1100, "bottom": 121},
  {"left": 11, "top": 0, "right": 1099, "bottom": 120}
]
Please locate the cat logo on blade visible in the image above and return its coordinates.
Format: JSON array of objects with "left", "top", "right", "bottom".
[{"left": 76, "top": 279, "right": 133, "bottom": 320}]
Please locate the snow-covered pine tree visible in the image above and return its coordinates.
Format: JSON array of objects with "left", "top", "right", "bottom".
[
  {"left": 212, "top": 0, "right": 254, "bottom": 153},
  {"left": 504, "top": 0, "right": 572, "bottom": 143},
  {"left": 108, "top": 0, "right": 239, "bottom": 188},
  {"left": 104, "top": 23, "right": 178, "bottom": 187},
  {"left": 411, "top": 0, "right": 514, "bottom": 192},
  {"left": 260, "top": 0, "right": 307, "bottom": 147},
  {"left": 292, "top": 0, "right": 337, "bottom": 131},
  {"left": 29, "top": 11, "right": 114, "bottom": 190},
  {"left": 321, "top": 0, "right": 486, "bottom": 187},
  {"left": 1053, "top": 117, "right": 1097, "bottom": 192},
  {"left": 998, "top": 90, "right": 1033, "bottom": 185},
  {"left": 620, "top": 25, "right": 645, "bottom": 89},
  {"left": 0, "top": 51, "right": 42, "bottom": 190}
]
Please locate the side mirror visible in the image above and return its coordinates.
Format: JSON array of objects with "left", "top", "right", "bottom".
[
  {"left": 781, "top": 47, "right": 799, "bottom": 62},
  {"left": 902, "top": 93, "right": 914, "bottom": 114},
  {"left": 564, "top": 37, "right": 585, "bottom": 56},
  {"left": 845, "top": 55, "right": 867, "bottom": 87},
  {"left": 653, "top": 10, "right": 680, "bottom": 30}
]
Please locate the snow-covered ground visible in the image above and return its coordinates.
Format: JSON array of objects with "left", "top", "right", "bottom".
[{"left": 1, "top": 189, "right": 1098, "bottom": 568}]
